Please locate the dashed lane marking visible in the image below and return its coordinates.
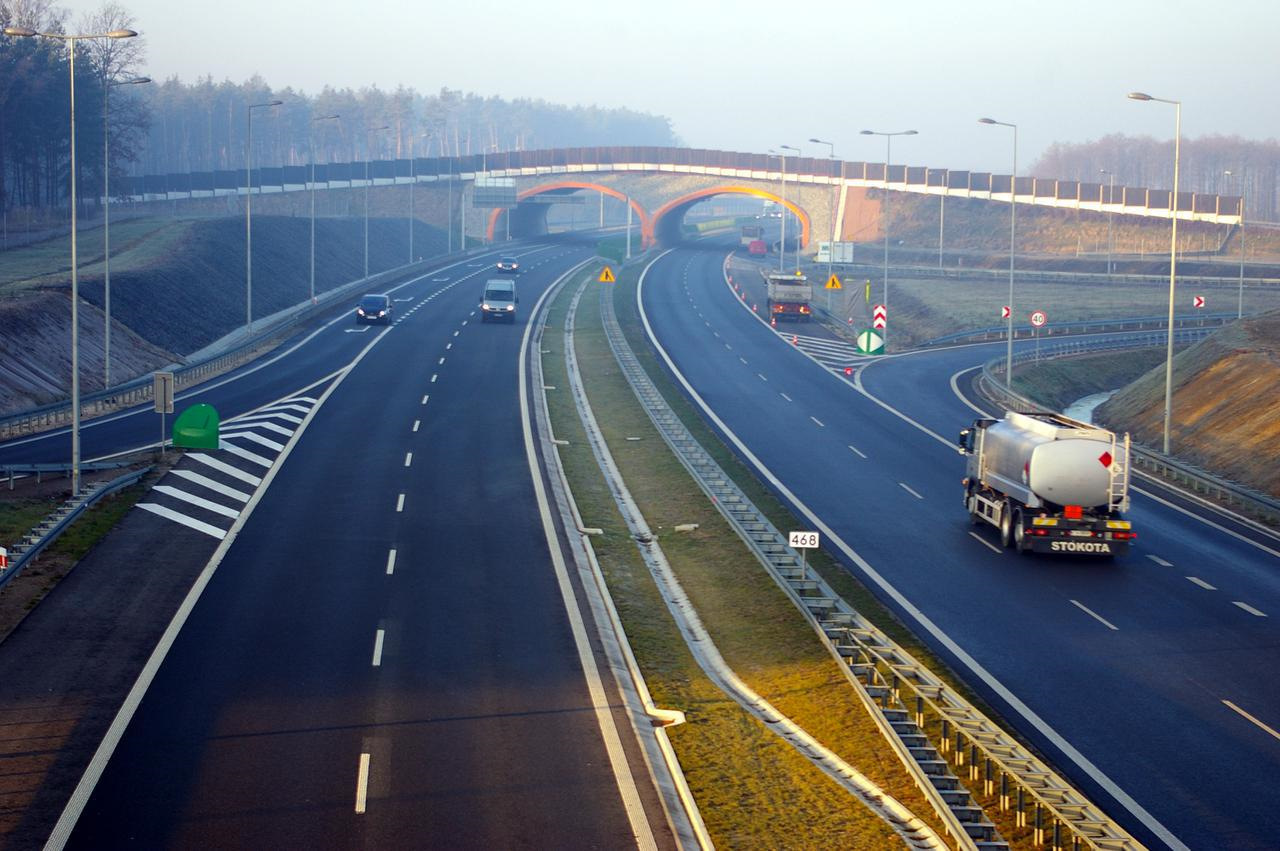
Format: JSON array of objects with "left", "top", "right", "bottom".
[
  {"left": 900, "top": 483, "right": 924, "bottom": 500},
  {"left": 1071, "top": 599, "right": 1119, "bottom": 631},
  {"left": 1147, "top": 555, "right": 1174, "bottom": 567},
  {"left": 1233, "top": 601, "right": 1267, "bottom": 617},
  {"left": 969, "top": 532, "right": 1002, "bottom": 554},
  {"left": 1186, "top": 576, "right": 1216, "bottom": 590},
  {"left": 848, "top": 445, "right": 867, "bottom": 459},
  {"left": 1223, "top": 700, "right": 1280, "bottom": 742}
]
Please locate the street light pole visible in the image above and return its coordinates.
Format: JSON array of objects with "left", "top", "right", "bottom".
[
  {"left": 780, "top": 144, "right": 800, "bottom": 272},
  {"left": 1225, "top": 169, "right": 1245, "bottom": 319},
  {"left": 364, "top": 124, "right": 389, "bottom": 278},
  {"left": 860, "top": 129, "right": 918, "bottom": 349},
  {"left": 246, "top": 99, "right": 282, "bottom": 335},
  {"left": 809, "top": 137, "right": 837, "bottom": 311},
  {"left": 409, "top": 131, "right": 428, "bottom": 264},
  {"left": 1100, "top": 169, "right": 1115, "bottom": 278},
  {"left": 978, "top": 118, "right": 1017, "bottom": 389},
  {"left": 769, "top": 149, "right": 787, "bottom": 274},
  {"left": 309, "top": 113, "right": 339, "bottom": 304},
  {"left": 103, "top": 75, "right": 149, "bottom": 388},
  {"left": 1128, "top": 92, "right": 1181, "bottom": 455},
  {"left": 4, "top": 25, "right": 138, "bottom": 495}
]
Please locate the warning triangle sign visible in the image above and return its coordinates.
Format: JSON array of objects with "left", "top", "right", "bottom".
[
  {"left": 825, "top": 274, "right": 842, "bottom": 290},
  {"left": 598, "top": 266, "right": 616, "bottom": 283}
]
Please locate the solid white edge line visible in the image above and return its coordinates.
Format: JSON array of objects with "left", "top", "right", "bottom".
[
  {"left": 519, "top": 260, "right": 657, "bottom": 849},
  {"left": 355, "top": 753, "right": 371, "bottom": 813},
  {"left": 638, "top": 250, "right": 1187, "bottom": 851},
  {"left": 1070, "top": 599, "right": 1120, "bottom": 631},
  {"left": 44, "top": 329, "right": 381, "bottom": 849},
  {"left": 1222, "top": 700, "right": 1280, "bottom": 742}
]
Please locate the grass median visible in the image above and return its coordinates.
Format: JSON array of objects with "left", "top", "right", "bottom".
[{"left": 542, "top": 267, "right": 951, "bottom": 847}]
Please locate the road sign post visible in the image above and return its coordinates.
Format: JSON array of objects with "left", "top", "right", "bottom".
[
  {"left": 1030, "top": 310, "right": 1047, "bottom": 362},
  {"left": 154, "top": 371, "right": 174, "bottom": 456},
  {"left": 788, "top": 530, "right": 820, "bottom": 572}
]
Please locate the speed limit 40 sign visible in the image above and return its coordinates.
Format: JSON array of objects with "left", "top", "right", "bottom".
[
  {"left": 1030, "top": 310, "right": 1047, "bottom": 328},
  {"left": 788, "top": 531, "right": 820, "bottom": 549}
]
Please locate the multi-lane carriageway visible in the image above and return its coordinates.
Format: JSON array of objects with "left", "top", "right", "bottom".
[
  {"left": 639, "top": 245, "right": 1279, "bottom": 851},
  {"left": 0, "top": 238, "right": 1276, "bottom": 849},
  {"left": 0, "top": 244, "right": 675, "bottom": 849}
]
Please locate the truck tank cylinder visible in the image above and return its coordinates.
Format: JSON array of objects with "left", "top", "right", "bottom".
[{"left": 983, "top": 420, "right": 1121, "bottom": 509}]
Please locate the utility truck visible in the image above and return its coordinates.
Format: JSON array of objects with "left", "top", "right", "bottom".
[
  {"left": 765, "top": 272, "right": 812, "bottom": 320},
  {"left": 958, "top": 411, "right": 1135, "bottom": 556}
]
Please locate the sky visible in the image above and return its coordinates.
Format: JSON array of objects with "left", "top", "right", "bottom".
[{"left": 66, "top": 0, "right": 1279, "bottom": 174}]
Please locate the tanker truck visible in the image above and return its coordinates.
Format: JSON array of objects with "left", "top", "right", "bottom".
[{"left": 958, "top": 411, "right": 1135, "bottom": 556}]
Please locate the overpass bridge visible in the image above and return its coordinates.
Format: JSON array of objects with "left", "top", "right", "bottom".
[{"left": 117, "top": 146, "right": 1244, "bottom": 253}]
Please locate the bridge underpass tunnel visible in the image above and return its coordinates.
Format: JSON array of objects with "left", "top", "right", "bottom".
[
  {"left": 488, "top": 182, "right": 650, "bottom": 244},
  {"left": 651, "top": 187, "right": 812, "bottom": 251}
]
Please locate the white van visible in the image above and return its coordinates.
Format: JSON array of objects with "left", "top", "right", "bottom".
[{"left": 481, "top": 278, "right": 518, "bottom": 322}]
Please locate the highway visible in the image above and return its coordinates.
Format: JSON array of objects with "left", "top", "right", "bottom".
[
  {"left": 637, "top": 244, "right": 1280, "bottom": 851},
  {"left": 1, "top": 244, "right": 670, "bottom": 847}
]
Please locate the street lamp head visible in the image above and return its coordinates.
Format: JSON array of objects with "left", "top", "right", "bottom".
[
  {"left": 808, "top": 137, "right": 826, "bottom": 144},
  {"left": 106, "top": 29, "right": 138, "bottom": 38},
  {"left": 859, "top": 129, "right": 874, "bottom": 135},
  {"left": 3, "top": 26, "right": 37, "bottom": 37},
  {"left": 313, "top": 113, "right": 339, "bottom": 122},
  {"left": 978, "top": 118, "right": 997, "bottom": 125},
  {"left": 903, "top": 130, "right": 918, "bottom": 136},
  {"left": 1127, "top": 92, "right": 1153, "bottom": 101}
]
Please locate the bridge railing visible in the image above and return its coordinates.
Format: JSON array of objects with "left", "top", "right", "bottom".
[{"left": 117, "top": 146, "right": 1245, "bottom": 225}]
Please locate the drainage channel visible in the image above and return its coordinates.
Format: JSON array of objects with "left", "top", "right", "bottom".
[{"left": 600, "top": 275, "right": 1143, "bottom": 851}]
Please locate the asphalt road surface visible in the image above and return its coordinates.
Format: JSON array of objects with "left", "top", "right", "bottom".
[{"left": 638, "top": 244, "right": 1280, "bottom": 851}]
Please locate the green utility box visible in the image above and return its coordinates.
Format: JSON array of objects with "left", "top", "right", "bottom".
[{"left": 172, "top": 403, "right": 220, "bottom": 449}]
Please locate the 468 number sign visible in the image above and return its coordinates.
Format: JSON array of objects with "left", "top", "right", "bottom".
[{"left": 788, "top": 531, "right": 820, "bottom": 549}]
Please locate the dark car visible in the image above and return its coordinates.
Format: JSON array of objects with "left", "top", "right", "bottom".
[
  {"left": 355, "top": 293, "right": 393, "bottom": 325},
  {"left": 496, "top": 256, "right": 520, "bottom": 273}
]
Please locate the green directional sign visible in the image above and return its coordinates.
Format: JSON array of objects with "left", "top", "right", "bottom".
[
  {"left": 172, "top": 403, "right": 220, "bottom": 449},
  {"left": 856, "top": 329, "right": 884, "bottom": 355}
]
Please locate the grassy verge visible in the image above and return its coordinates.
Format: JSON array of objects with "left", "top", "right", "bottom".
[
  {"left": 544, "top": 268, "right": 955, "bottom": 846},
  {"left": 1011, "top": 349, "right": 1166, "bottom": 412}
]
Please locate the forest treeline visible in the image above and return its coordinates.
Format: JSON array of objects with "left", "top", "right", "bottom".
[
  {"left": 1031, "top": 134, "right": 1279, "bottom": 222},
  {"left": 0, "top": 1, "right": 678, "bottom": 221}
]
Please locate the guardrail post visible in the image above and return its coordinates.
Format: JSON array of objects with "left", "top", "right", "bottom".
[
  {"left": 954, "top": 731, "right": 965, "bottom": 766},
  {"left": 891, "top": 672, "right": 899, "bottom": 702},
  {"left": 1034, "top": 803, "right": 1044, "bottom": 846},
  {"left": 914, "top": 695, "right": 924, "bottom": 728},
  {"left": 983, "top": 757, "right": 993, "bottom": 796},
  {"left": 1016, "top": 787, "right": 1026, "bottom": 827},
  {"left": 940, "top": 719, "right": 950, "bottom": 753},
  {"left": 969, "top": 744, "right": 979, "bottom": 781},
  {"left": 999, "top": 771, "right": 1009, "bottom": 811},
  {"left": 1052, "top": 819, "right": 1063, "bottom": 851}
]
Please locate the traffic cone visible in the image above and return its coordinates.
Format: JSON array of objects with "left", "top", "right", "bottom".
[
  {"left": 770, "top": 317, "right": 776, "bottom": 328},
  {"left": 791, "top": 335, "right": 798, "bottom": 345},
  {"left": 844, "top": 366, "right": 853, "bottom": 376}
]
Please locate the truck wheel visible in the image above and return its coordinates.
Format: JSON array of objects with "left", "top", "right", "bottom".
[
  {"left": 1012, "top": 508, "right": 1029, "bottom": 555},
  {"left": 999, "top": 501, "right": 1014, "bottom": 548}
]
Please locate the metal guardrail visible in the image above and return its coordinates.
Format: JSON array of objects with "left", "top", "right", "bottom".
[
  {"left": 611, "top": 274, "right": 1148, "bottom": 848},
  {"left": 922, "top": 313, "right": 1236, "bottom": 347},
  {"left": 979, "top": 336, "right": 1280, "bottom": 526},
  {"left": 0, "top": 250, "right": 482, "bottom": 442},
  {"left": 834, "top": 261, "right": 1280, "bottom": 289},
  {"left": 4, "top": 460, "right": 131, "bottom": 490},
  {"left": 0, "top": 465, "right": 152, "bottom": 594}
]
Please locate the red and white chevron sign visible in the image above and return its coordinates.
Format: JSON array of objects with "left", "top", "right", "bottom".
[
  {"left": 1001, "top": 305, "right": 1011, "bottom": 319},
  {"left": 1193, "top": 295, "right": 1205, "bottom": 309},
  {"left": 872, "top": 304, "right": 887, "bottom": 329}
]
